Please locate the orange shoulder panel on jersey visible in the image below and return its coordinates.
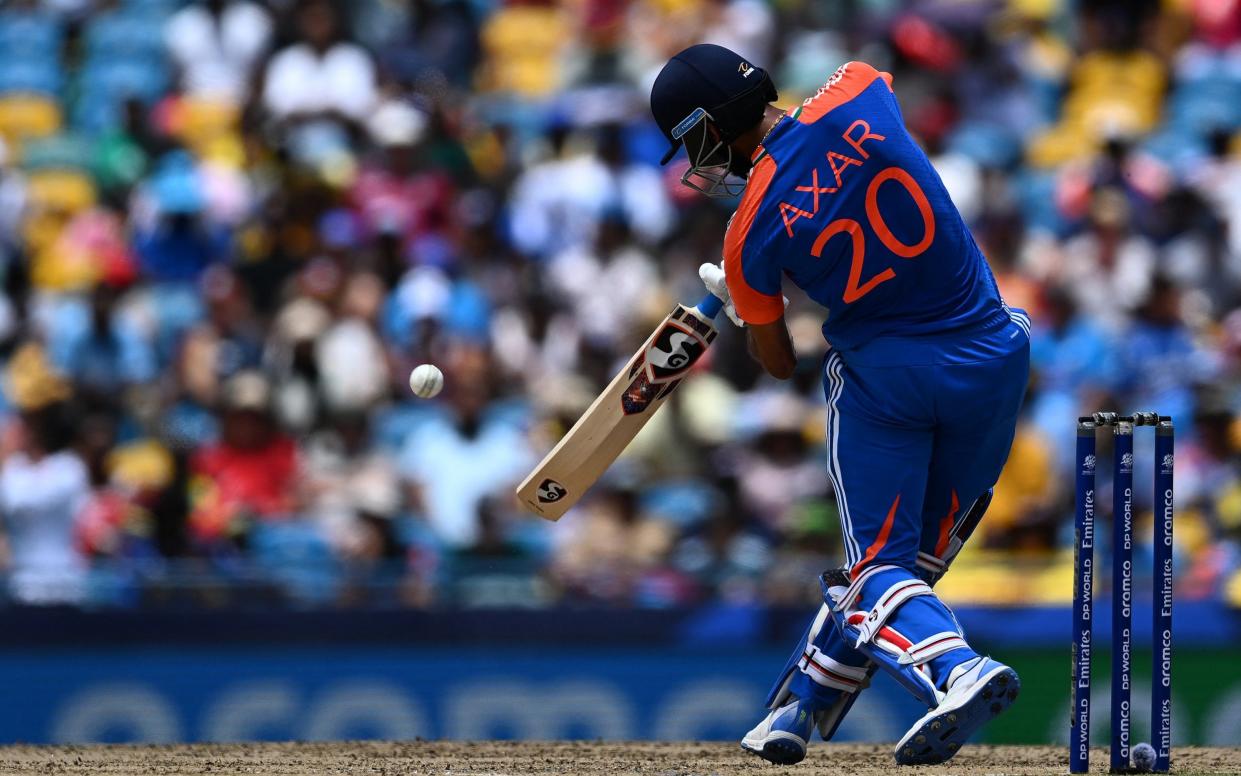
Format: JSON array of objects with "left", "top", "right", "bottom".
[
  {"left": 797, "top": 61, "right": 894, "bottom": 125},
  {"left": 724, "top": 153, "right": 785, "bottom": 325}
]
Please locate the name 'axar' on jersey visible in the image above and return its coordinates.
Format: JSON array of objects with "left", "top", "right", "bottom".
[{"left": 723, "top": 61, "right": 1008, "bottom": 352}]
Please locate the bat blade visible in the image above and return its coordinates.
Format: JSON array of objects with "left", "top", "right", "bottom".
[{"left": 516, "top": 299, "right": 719, "bottom": 520}]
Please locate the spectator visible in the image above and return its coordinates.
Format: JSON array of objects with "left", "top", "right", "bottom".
[
  {"left": 1117, "top": 275, "right": 1216, "bottom": 424},
  {"left": 0, "top": 348, "right": 88, "bottom": 605},
  {"left": 1026, "top": 286, "right": 1117, "bottom": 448},
  {"left": 370, "top": 0, "right": 481, "bottom": 87},
  {"left": 57, "top": 282, "right": 156, "bottom": 405},
  {"left": 315, "top": 272, "right": 391, "bottom": 413},
  {"left": 188, "top": 370, "right": 300, "bottom": 544},
  {"left": 73, "top": 412, "right": 169, "bottom": 563},
  {"left": 673, "top": 505, "right": 773, "bottom": 602},
  {"left": 267, "top": 295, "right": 333, "bottom": 432},
  {"left": 131, "top": 151, "right": 231, "bottom": 282},
  {"left": 400, "top": 357, "right": 532, "bottom": 549},
  {"left": 352, "top": 100, "right": 455, "bottom": 257},
  {"left": 734, "top": 394, "right": 828, "bottom": 534},
  {"left": 507, "top": 123, "right": 673, "bottom": 256},
  {"left": 261, "top": 0, "right": 378, "bottom": 167},
  {"left": 1051, "top": 187, "right": 1156, "bottom": 330},
  {"left": 301, "top": 411, "right": 402, "bottom": 561},
  {"left": 551, "top": 481, "right": 678, "bottom": 603},
  {"left": 165, "top": 0, "right": 273, "bottom": 104},
  {"left": 179, "top": 266, "right": 264, "bottom": 407},
  {"left": 547, "top": 210, "right": 660, "bottom": 347}
]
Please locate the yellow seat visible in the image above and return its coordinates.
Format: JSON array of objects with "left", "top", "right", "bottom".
[
  {"left": 5, "top": 341, "right": 70, "bottom": 410},
  {"left": 108, "top": 439, "right": 176, "bottom": 491},
  {"left": 479, "top": 5, "right": 570, "bottom": 96},
  {"left": 1227, "top": 568, "right": 1241, "bottom": 607},
  {"left": 21, "top": 170, "right": 99, "bottom": 291},
  {"left": 0, "top": 94, "right": 62, "bottom": 141},
  {"left": 25, "top": 169, "right": 96, "bottom": 214},
  {"left": 1026, "top": 48, "right": 1168, "bottom": 168},
  {"left": 21, "top": 209, "right": 66, "bottom": 255},
  {"left": 162, "top": 98, "right": 246, "bottom": 165},
  {"left": 170, "top": 98, "right": 239, "bottom": 144}
]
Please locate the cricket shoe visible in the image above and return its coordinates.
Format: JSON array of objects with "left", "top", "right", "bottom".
[
  {"left": 740, "top": 698, "right": 818, "bottom": 765},
  {"left": 893, "top": 657, "right": 1020, "bottom": 766}
]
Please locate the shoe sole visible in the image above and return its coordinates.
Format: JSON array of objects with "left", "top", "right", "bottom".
[
  {"left": 741, "top": 737, "right": 806, "bottom": 766},
  {"left": 893, "top": 667, "right": 1020, "bottom": 766}
]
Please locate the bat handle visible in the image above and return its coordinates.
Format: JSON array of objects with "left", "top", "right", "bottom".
[{"left": 695, "top": 292, "right": 724, "bottom": 320}]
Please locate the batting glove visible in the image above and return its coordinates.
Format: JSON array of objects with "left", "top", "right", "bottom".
[
  {"left": 699, "top": 262, "right": 746, "bottom": 327},
  {"left": 699, "top": 262, "right": 789, "bottom": 327}
]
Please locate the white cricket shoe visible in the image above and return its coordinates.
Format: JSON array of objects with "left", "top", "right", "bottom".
[
  {"left": 893, "top": 656, "right": 1020, "bottom": 765},
  {"left": 740, "top": 698, "right": 819, "bottom": 765}
]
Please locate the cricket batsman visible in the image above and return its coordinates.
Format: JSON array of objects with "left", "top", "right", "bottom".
[{"left": 650, "top": 44, "right": 1031, "bottom": 765}]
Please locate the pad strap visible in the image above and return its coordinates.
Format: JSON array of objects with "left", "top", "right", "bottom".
[
  {"left": 833, "top": 563, "right": 901, "bottom": 613},
  {"left": 845, "top": 616, "right": 965, "bottom": 667},
  {"left": 897, "top": 632, "right": 969, "bottom": 666},
  {"left": 852, "top": 577, "right": 933, "bottom": 647},
  {"left": 915, "top": 551, "right": 945, "bottom": 579},
  {"left": 798, "top": 645, "right": 870, "bottom": 693}
]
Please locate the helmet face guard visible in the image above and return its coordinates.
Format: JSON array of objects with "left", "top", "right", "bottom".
[{"left": 671, "top": 107, "right": 748, "bottom": 199}]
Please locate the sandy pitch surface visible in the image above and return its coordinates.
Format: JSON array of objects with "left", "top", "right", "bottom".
[{"left": 0, "top": 742, "right": 1236, "bottom": 776}]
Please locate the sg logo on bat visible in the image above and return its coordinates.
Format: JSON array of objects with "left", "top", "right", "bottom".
[
  {"left": 621, "top": 317, "right": 713, "bottom": 416},
  {"left": 536, "top": 478, "right": 568, "bottom": 504},
  {"left": 645, "top": 319, "right": 710, "bottom": 383}
]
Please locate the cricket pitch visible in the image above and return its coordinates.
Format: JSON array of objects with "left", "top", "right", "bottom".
[{"left": 0, "top": 742, "right": 1238, "bottom": 775}]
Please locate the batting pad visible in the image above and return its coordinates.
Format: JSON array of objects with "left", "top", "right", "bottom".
[{"left": 822, "top": 566, "right": 976, "bottom": 709}]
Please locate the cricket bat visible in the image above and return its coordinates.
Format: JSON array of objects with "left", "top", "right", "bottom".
[{"left": 516, "top": 293, "right": 724, "bottom": 520}]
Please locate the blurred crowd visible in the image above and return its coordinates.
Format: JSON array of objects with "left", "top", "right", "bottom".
[{"left": 0, "top": 0, "right": 1239, "bottom": 609}]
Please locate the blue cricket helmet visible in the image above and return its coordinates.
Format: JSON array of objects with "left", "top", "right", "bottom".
[{"left": 650, "top": 43, "right": 778, "bottom": 196}]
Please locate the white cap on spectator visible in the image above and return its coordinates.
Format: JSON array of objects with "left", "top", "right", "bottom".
[
  {"left": 222, "top": 370, "right": 273, "bottom": 413},
  {"left": 316, "top": 320, "right": 389, "bottom": 411},
  {"left": 350, "top": 468, "right": 400, "bottom": 518},
  {"left": 368, "top": 100, "right": 428, "bottom": 148},
  {"left": 274, "top": 297, "right": 332, "bottom": 344}
]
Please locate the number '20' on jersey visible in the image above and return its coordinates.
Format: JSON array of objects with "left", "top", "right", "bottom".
[{"left": 723, "top": 61, "right": 1008, "bottom": 352}]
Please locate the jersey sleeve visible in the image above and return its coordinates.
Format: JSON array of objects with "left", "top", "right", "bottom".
[{"left": 724, "top": 154, "right": 785, "bottom": 325}]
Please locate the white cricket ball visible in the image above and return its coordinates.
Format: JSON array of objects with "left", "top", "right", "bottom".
[
  {"left": 408, "top": 364, "right": 444, "bottom": 399},
  {"left": 1132, "top": 742, "right": 1157, "bottom": 772}
]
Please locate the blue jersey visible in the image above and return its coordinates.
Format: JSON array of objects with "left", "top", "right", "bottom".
[{"left": 723, "top": 62, "right": 1008, "bottom": 352}]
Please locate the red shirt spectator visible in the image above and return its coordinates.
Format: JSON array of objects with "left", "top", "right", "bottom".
[{"left": 189, "top": 371, "right": 300, "bottom": 541}]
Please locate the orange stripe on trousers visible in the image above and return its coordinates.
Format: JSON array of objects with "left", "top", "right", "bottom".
[
  {"left": 933, "top": 489, "right": 959, "bottom": 558},
  {"left": 851, "top": 493, "right": 900, "bottom": 578}
]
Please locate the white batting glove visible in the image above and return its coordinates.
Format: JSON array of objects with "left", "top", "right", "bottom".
[
  {"left": 698, "top": 262, "right": 789, "bottom": 327},
  {"left": 699, "top": 262, "right": 746, "bottom": 327}
]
